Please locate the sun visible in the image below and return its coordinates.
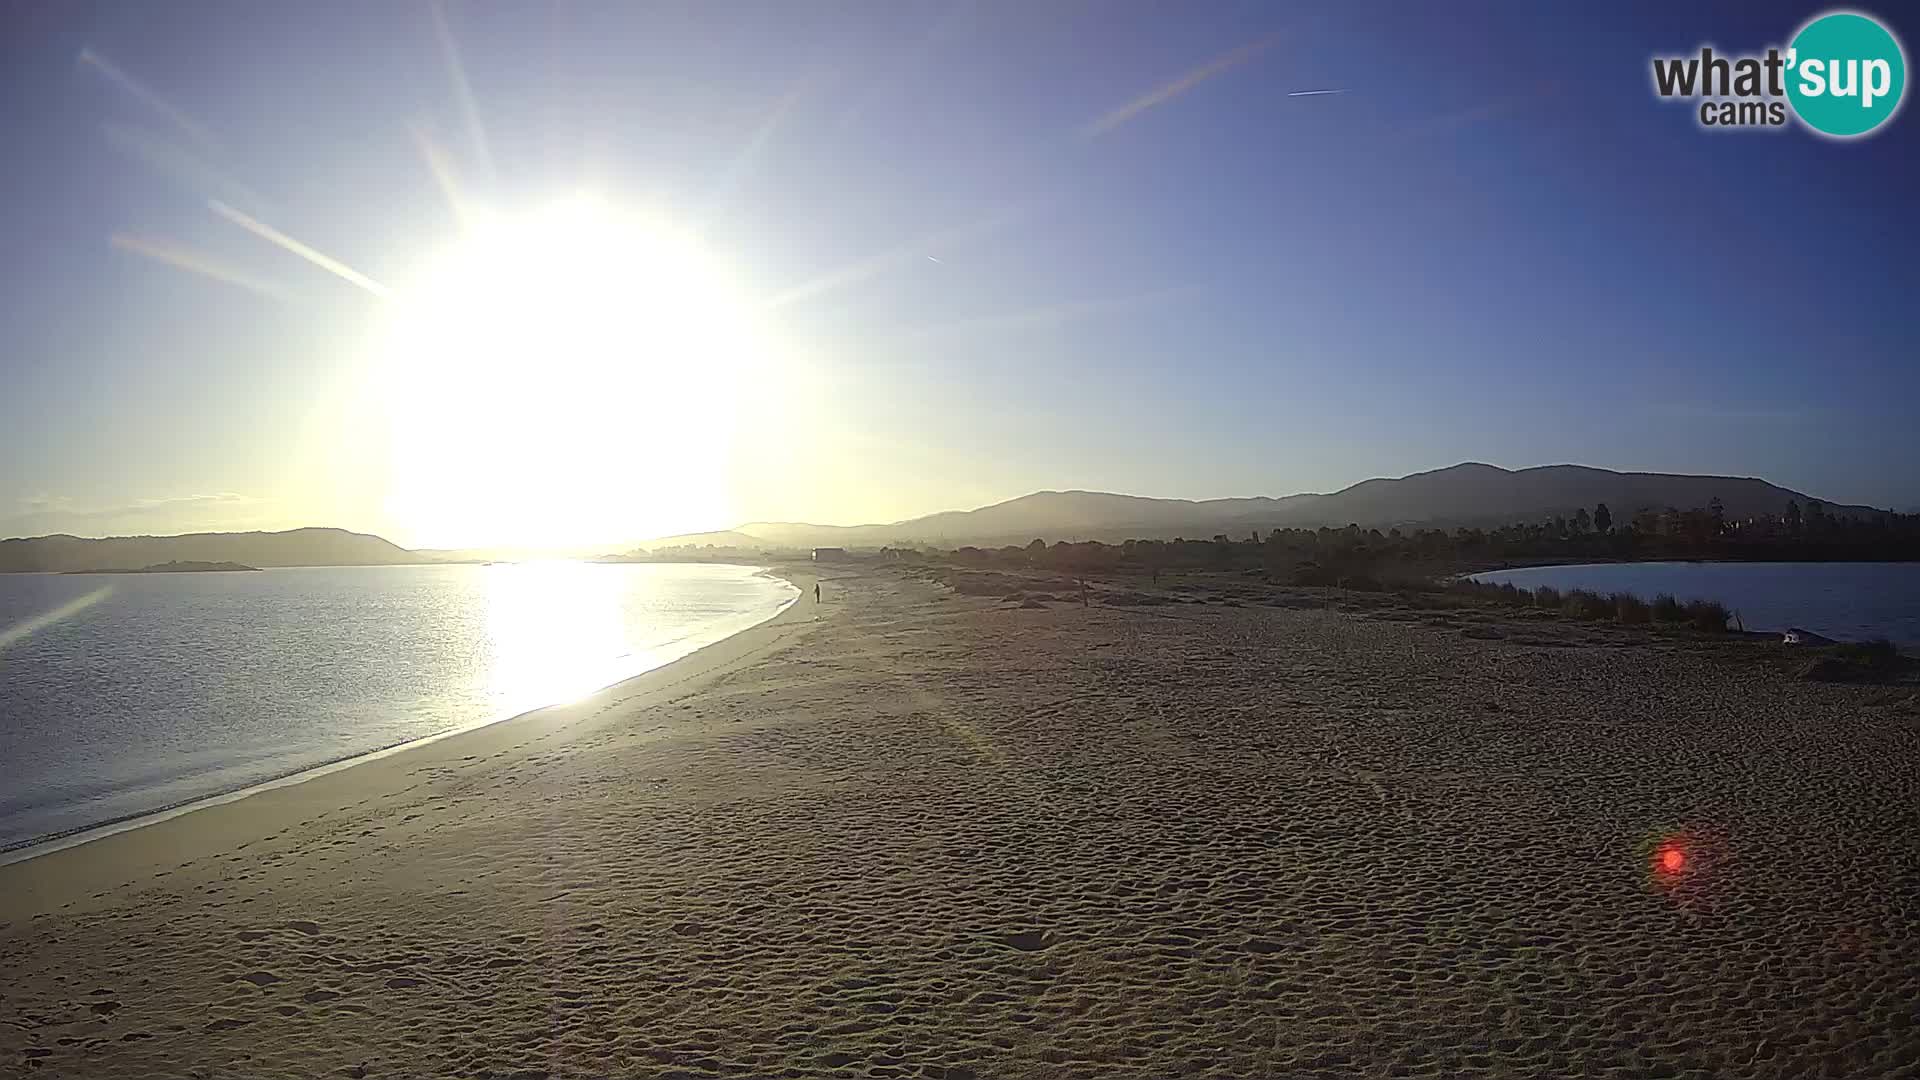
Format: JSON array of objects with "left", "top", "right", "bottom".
[{"left": 370, "top": 198, "right": 767, "bottom": 550}]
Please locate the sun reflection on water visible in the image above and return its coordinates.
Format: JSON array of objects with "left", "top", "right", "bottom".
[{"left": 483, "top": 562, "right": 640, "bottom": 716}]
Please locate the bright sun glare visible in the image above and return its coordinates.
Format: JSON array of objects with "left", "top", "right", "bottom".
[{"left": 373, "top": 198, "right": 767, "bottom": 550}]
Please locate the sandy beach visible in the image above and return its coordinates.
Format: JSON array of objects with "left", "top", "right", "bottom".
[{"left": 3, "top": 566, "right": 1918, "bottom": 1078}]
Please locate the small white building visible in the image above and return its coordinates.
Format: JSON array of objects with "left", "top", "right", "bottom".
[{"left": 812, "top": 547, "right": 850, "bottom": 563}]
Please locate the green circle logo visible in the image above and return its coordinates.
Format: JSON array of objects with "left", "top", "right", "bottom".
[{"left": 1786, "top": 11, "right": 1907, "bottom": 137}]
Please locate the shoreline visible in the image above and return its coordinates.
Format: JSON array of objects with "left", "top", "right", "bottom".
[
  {"left": 0, "top": 565, "right": 815, "bottom": 911},
  {"left": 1463, "top": 561, "right": 1919, "bottom": 646}
]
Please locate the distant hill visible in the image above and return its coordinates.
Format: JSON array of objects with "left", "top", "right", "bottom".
[
  {"left": 61, "top": 560, "right": 260, "bottom": 575},
  {"left": 8, "top": 464, "right": 1887, "bottom": 569},
  {"left": 0, "top": 528, "right": 423, "bottom": 574},
  {"left": 643, "top": 463, "right": 1886, "bottom": 550},
  {"left": 629, "top": 529, "right": 772, "bottom": 551}
]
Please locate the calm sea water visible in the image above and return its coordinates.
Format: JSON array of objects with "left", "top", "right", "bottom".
[
  {"left": 1468, "top": 561, "right": 1920, "bottom": 645},
  {"left": 0, "top": 563, "right": 796, "bottom": 851}
]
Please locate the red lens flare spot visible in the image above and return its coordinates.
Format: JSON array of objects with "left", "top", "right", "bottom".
[{"left": 1652, "top": 838, "right": 1693, "bottom": 880}]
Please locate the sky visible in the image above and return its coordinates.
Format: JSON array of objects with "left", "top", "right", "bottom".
[{"left": 2, "top": 1, "right": 1916, "bottom": 548}]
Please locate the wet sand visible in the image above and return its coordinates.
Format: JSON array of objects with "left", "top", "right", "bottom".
[{"left": 3, "top": 567, "right": 1918, "bottom": 1078}]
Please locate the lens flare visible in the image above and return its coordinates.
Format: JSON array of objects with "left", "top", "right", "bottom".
[{"left": 1651, "top": 836, "right": 1694, "bottom": 882}]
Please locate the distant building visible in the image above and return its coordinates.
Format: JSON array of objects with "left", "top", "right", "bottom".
[{"left": 812, "top": 547, "right": 849, "bottom": 562}]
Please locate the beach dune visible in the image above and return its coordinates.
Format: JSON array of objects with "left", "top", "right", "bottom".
[{"left": 3, "top": 568, "right": 1917, "bottom": 1078}]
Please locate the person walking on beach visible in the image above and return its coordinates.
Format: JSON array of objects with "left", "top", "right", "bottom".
[{"left": 814, "top": 583, "right": 821, "bottom": 604}]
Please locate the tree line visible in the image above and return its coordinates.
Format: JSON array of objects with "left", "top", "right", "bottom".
[{"left": 937, "top": 499, "right": 1920, "bottom": 585}]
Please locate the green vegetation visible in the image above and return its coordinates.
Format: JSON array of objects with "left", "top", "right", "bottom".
[
  {"left": 936, "top": 498, "right": 1918, "bottom": 588},
  {"left": 1432, "top": 579, "right": 1734, "bottom": 634},
  {"left": 1612, "top": 592, "right": 1651, "bottom": 624},
  {"left": 1651, "top": 593, "right": 1685, "bottom": 623},
  {"left": 1683, "top": 599, "right": 1732, "bottom": 633},
  {"left": 1567, "top": 589, "right": 1613, "bottom": 620}
]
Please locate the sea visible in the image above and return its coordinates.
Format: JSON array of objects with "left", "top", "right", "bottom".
[
  {"left": 1468, "top": 561, "right": 1920, "bottom": 646},
  {"left": 0, "top": 562, "right": 797, "bottom": 854}
]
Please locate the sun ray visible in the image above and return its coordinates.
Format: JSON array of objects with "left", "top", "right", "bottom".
[
  {"left": 703, "top": 83, "right": 810, "bottom": 216},
  {"left": 835, "top": 2, "right": 974, "bottom": 130},
  {"left": 410, "top": 124, "right": 472, "bottom": 227},
  {"left": 428, "top": 0, "right": 496, "bottom": 186},
  {"left": 0, "top": 587, "right": 112, "bottom": 654},
  {"left": 1080, "top": 33, "right": 1282, "bottom": 139},
  {"left": 873, "top": 284, "right": 1200, "bottom": 351},
  {"left": 78, "top": 47, "right": 220, "bottom": 154},
  {"left": 105, "top": 124, "right": 269, "bottom": 215},
  {"left": 209, "top": 201, "right": 391, "bottom": 298},
  {"left": 110, "top": 233, "right": 290, "bottom": 299},
  {"left": 760, "top": 205, "right": 1027, "bottom": 312}
]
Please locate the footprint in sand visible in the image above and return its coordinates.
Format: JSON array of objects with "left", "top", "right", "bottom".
[
  {"left": 204, "top": 1017, "right": 251, "bottom": 1032},
  {"left": 238, "top": 971, "right": 283, "bottom": 987}
]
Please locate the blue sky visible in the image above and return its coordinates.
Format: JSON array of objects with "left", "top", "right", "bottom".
[{"left": 2, "top": 1, "right": 1916, "bottom": 545}]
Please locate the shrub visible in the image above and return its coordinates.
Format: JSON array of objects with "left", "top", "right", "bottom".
[
  {"left": 1800, "top": 639, "right": 1904, "bottom": 682},
  {"left": 1291, "top": 562, "right": 1338, "bottom": 587},
  {"left": 1533, "top": 585, "right": 1562, "bottom": 609},
  {"left": 1683, "top": 598, "right": 1731, "bottom": 633},
  {"left": 1613, "top": 592, "right": 1651, "bottom": 624},
  {"left": 1448, "top": 579, "right": 1533, "bottom": 607},
  {"left": 1843, "top": 638, "right": 1901, "bottom": 663},
  {"left": 1567, "top": 589, "right": 1612, "bottom": 620},
  {"left": 1651, "top": 593, "right": 1685, "bottom": 623},
  {"left": 948, "top": 572, "right": 1019, "bottom": 596}
]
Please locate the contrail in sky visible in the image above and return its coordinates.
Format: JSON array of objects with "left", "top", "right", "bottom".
[
  {"left": 1081, "top": 34, "right": 1281, "bottom": 138},
  {"left": 1287, "top": 89, "right": 1349, "bottom": 97}
]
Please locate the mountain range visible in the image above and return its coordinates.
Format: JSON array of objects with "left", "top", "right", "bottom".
[
  {"left": 636, "top": 463, "right": 1885, "bottom": 551},
  {"left": 0, "top": 527, "right": 421, "bottom": 574},
  {"left": 0, "top": 464, "right": 1887, "bottom": 569}
]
